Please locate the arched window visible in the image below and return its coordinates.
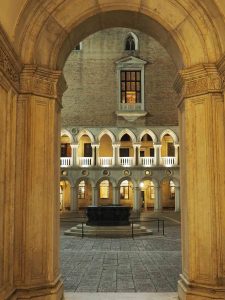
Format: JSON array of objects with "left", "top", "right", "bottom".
[{"left": 125, "top": 33, "right": 138, "bottom": 51}]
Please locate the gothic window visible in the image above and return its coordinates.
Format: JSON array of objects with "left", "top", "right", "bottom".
[
  {"left": 125, "top": 35, "right": 136, "bottom": 51},
  {"left": 121, "top": 70, "right": 141, "bottom": 103}
]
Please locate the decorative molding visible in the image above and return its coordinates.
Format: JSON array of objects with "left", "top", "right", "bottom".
[
  {"left": 217, "top": 54, "right": 225, "bottom": 90},
  {"left": 0, "top": 26, "right": 21, "bottom": 90},
  {"left": 20, "top": 65, "right": 67, "bottom": 105},
  {"left": 174, "top": 64, "right": 222, "bottom": 98}
]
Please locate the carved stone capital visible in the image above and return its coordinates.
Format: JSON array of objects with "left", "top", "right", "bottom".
[
  {"left": 0, "top": 27, "right": 21, "bottom": 90},
  {"left": 174, "top": 64, "right": 222, "bottom": 98},
  {"left": 217, "top": 54, "right": 225, "bottom": 90},
  {"left": 20, "top": 65, "right": 67, "bottom": 103}
]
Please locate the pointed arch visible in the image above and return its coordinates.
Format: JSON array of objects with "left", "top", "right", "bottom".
[
  {"left": 98, "top": 129, "right": 116, "bottom": 143},
  {"left": 139, "top": 129, "right": 157, "bottom": 143},
  {"left": 77, "top": 129, "right": 95, "bottom": 143},
  {"left": 61, "top": 129, "right": 74, "bottom": 143},
  {"left": 124, "top": 32, "right": 138, "bottom": 51},
  {"left": 160, "top": 129, "right": 178, "bottom": 144},
  {"left": 118, "top": 129, "right": 137, "bottom": 143}
]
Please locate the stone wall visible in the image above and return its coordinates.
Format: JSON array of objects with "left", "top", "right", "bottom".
[{"left": 62, "top": 28, "right": 179, "bottom": 127}]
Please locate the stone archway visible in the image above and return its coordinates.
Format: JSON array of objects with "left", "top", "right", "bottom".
[{"left": 0, "top": 1, "right": 225, "bottom": 299}]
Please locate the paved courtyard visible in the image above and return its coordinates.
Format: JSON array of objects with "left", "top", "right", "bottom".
[{"left": 60, "top": 215, "right": 181, "bottom": 293}]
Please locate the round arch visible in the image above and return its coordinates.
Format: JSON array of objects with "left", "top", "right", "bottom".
[
  {"left": 15, "top": 1, "right": 225, "bottom": 70},
  {"left": 95, "top": 176, "right": 117, "bottom": 188},
  {"left": 117, "top": 176, "right": 137, "bottom": 188},
  {"left": 61, "top": 129, "right": 74, "bottom": 143},
  {"left": 75, "top": 177, "right": 94, "bottom": 188}
]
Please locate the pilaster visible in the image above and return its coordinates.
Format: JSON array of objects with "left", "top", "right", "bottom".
[
  {"left": 174, "top": 63, "right": 225, "bottom": 299},
  {"left": 13, "top": 65, "right": 67, "bottom": 299}
]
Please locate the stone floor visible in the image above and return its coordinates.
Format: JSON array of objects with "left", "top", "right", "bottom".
[
  {"left": 60, "top": 214, "right": 181, "bottom": 293},
  {"left": 65, "top": 292, "right": 178, "bottom": 299}
]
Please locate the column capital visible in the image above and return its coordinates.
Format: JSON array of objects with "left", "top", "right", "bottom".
[
  {"left": 174, "top": 143, "right": 179, "bottom": 148},
  {"left": 91, "top": 143, "right": 99, "bottom": 148},
  {"left": 174, "top": 63, "right": 223, "bottom": 99},
  {"left": 217, "top": 54, "right": 225, "bottom": 91},
  {"left": 112, "top": 143, "right": 120, "bottom": 148},
  {"left": 133, "top": 143, "right": 141, "bottom": 148},
  {"left": 153, "top": 143, "right": 161, "bottom": 148},
  {"left": 71, "top": 143, "right": 79, "bottom": 149},
  {"left": 20, "top": 64, "right": 67, "bottom": 101}
]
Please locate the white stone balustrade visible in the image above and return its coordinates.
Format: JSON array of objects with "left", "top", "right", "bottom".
[
  {"left": 140, "top": 156, "right": 155, "bottom": 167},
  {"left": 119, "top": 157, "right": 134, "bottom": 167},
  {"left": 79, "top": 157, "right": 93, "bottom": 167},
  {"left": 98, "top": 157, "right": 113, "bottom": 167},
  {"left": 119, "top": 102, "right": 142, "bottom": 111},
  {"left": 60, "top": 157, "right": 72, "bottom": 167},
  {"left": 161, "top": 156, "right": 176, "bottom": 167}
]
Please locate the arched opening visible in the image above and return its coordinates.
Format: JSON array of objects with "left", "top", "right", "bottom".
[
  {"left": 139, "top": 180, "right": 155, "bottom": 210},
  {"left": 98, "top": 179, "right": 113, "bottom": 206},
  {"left": 60, "top": 134, "right": 72, "bottom": 167},
  {"left": 60, "top": 180, "right": 71, "bottom": 211},
  {"left": 140, "top": 134, "right": 155, "bottom": 167},
  {"left": 78, "top": 134, "right": 93, "bottom": 167},
  {"left": 77, "top": 180, "right": 92, "bottom": 210},
  {"left": 119, "top": 179, "right": 134, "bottom": 208},
  {"left": 160, "top": 178, "right": 176, "bottom": 211},
  {"left": 160, "top": 133, "right": 177, "bottom": 167},
  {"left": 98, "top": 134, "right": 113, "bottom": 167},
  {"left": 125, "top": 33, "right": 138, "bottom": 51},
  {"left": 119, "top": 133, "right": 134, "bottom": 167}
]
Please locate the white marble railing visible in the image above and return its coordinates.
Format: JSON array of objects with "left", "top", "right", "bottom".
[
  {"left": 119, "top": 157, "right": 134, "bottom": 167},
  {"left": 98, "top": 157, "right": 113, "bottom": 167},
  {"left": 60, "top": 157, "right": 72, "bottom": 167},
  {"left": 161, "top": 156, "right": 176, "bottom": 167},
  {"left": 140, "top": 157, "right": 155, "bottom": 167},
  {"left": 119, "top": 103, "right": 143, "bottom": 111},
  {"left": 79, "top": 157, "right": 93, "bottom": 167}
]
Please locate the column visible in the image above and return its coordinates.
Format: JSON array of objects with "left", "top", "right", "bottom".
[
  {"left": 113, "top": 186, "right": 120, "bottom": 205},
  {"left": 174, "top": 144, "right": 179, "bottom": 165},
  {"left": 154, "top": 143, "right": 161, "bottom": 166},
  {"left": 71, "top": 143, "right": 78, "bottom": 166},
  {"left": 154, "top": 185, "right": 161, "bottom": 212},
  {"left": 174, "top": 63, "right": 225, "bottom": 300},
  {"left": 70, "top": 186, "right": 78, "bottom": 211},
  {"left": 175, "top": 186, "right": 180, "bottom": 212},
  {"left": 133, "top": 143, "right": 141, "bottom": 166},
  {"left": 112, "top": 143, "right": 120, "bottom": 166},
  {"left": 14, "top": 66, "right": 66, "bottom": 299},
  {"left": 133, "top": 186, "right": 141, "bottom": 212},
  {"left": 91, "top": 186, "right": 98, "bottom": 206},
  {"left": 91, "top": 144, "right": 96, "bottom": 166}
]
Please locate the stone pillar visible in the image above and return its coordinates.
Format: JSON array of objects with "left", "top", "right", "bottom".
[
  {"left": 174, "top": 144, "right": 179, "bottom": 165},
  {"left": 154, "top": 185, "right": 161, "bottom": 212},
  {"left": 133, "top": 143, "right": 141, "bottom": 166},
  {"left": 112, "top": 143, "right": 120, "bottom": 166},
  {"left": 174, "top": 63, "right": 225, "bottom": 300},
  {"left": 91, "top": 186, "right": 98, "bottom": 206},
  {"left": 154, "top": 143, "right": 161, "bottom": 166},
  {"left": 71, "top": 143, "right": 78, "bottom": 166},
  {"left": 175, "top": 186, "right": 180, "bottom": 212},
  {"left": 113, "top": 186, "right": 120, "bottom": 205},
  {"left": 14, "top": 65, "right": 66, "bottom": 300},
  {"left": 91, "top": 144, "right": 96, "bottom": 166},
  {"left": 70, "top": 186, "right": 78, "bottom": 211},
  {"left": 133, "top": 186, "right": 141, "bottom": 211}
]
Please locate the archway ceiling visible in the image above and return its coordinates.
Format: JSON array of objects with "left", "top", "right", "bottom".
[{"left": 1, "top": 0, "right": 225, "bottom": 70}]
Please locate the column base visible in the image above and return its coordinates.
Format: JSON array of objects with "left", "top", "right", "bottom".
[
  {"left": 178, "top": 275, "right": 225, "bottom": 300},
  {"left": 8, "top": 278, "right": 64, "bottom": 300}
]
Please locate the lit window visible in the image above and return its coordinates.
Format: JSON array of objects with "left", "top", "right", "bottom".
[
  {"left": 170, "top": 181, "right": 175, "bottom": 199},
  {"left": 78, "top": 181, "right": 85, "bottom": 199},
  {"left": 121, "top": 70, "right": 141, "bottom": 104},
  {"left": 120, "top": 180, "right": 129, "bottom": 199},
  {"left": 100, "top": 180, "right": 109, "bottom": 199}
]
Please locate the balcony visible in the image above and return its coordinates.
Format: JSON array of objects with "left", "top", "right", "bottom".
[
  {"left": 98, "top": 157, "right": 113, "bottom": 167},
  {"left": 60, "top": 157, "right": 72, "bottom": 167},
  {"left": 119, "top": 157, "right": 134, "bottom": 167},
  {"left": 140, "top": 157, "right": 155, "bottom": 167},
  {"left": 161, "top": 156, "right": 176, "bottom": 167},
  {"left": 79, "top": 157, "right": 93, "bottom": 167}
]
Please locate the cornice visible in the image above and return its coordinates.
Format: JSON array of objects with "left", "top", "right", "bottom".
[
  {"left": 20, "top": 65, "right": 67, "bottom": 104},
  {"left": 174, "top": 64, "right": 222, "bottom": 98},
  {"left": 0, "top": 26, "right": 21, "bottom": 90}
]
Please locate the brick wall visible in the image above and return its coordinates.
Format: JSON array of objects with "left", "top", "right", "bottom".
[{"left": 62, "top": 28, "right": 179, "bottom": 127}]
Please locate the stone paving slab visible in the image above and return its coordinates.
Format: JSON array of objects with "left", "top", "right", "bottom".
[
  {"left": 61, "top": 218, "right": 181, "bottom": 293},
  {"left": 65, "top": 292, "right": 178, "bottom": 299}
]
